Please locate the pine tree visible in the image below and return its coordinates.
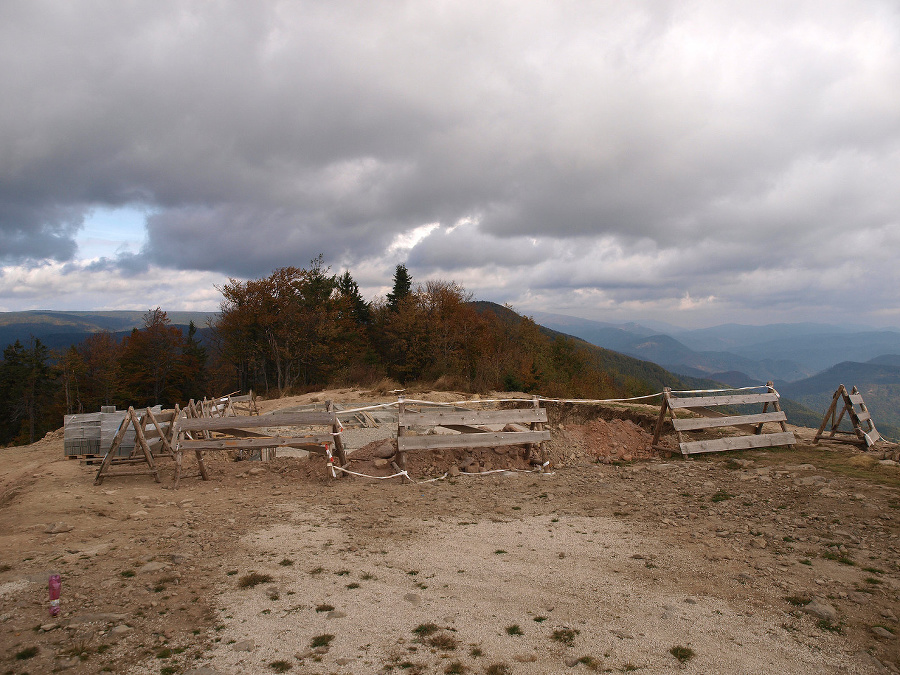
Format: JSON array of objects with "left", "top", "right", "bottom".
[{"left": 386, "top": 264, "right": 412, "bottom": 311}]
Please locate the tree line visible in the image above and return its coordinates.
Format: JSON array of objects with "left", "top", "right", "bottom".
[
  {"left": 215, "top": 257, "right": 632, "bottom": 401},
  {"left": 1, "top": 256, "right": 655, "bottom": 447},
  {"left": 0, "top": 309, "right": 209, "bottom": 446}
]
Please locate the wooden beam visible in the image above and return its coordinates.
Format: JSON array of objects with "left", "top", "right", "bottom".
[
  {"left": 672, "top": 411, "right": 787, "bottom": 431},
  {"left": 398, "top": 430, "right": 550, "bottom": 452},
  {"left": 399, "top": 409, "right": 548, "bottom": 427},
  {"left": 177, "top": 435, "right": 334, "bottom": 451},
  {"left": 668, "top": 392, "right": 779, "bottom": 408},
  {"left": 178, "top": 412, "right": 335, "bottom": 432},
  {"left": 679, "top": 431, "right": 795, "bottom": 455}
]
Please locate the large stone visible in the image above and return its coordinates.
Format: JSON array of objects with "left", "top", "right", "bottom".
[
  {"left": 373, "top": 458, "right": 390, "bottom": 469},
  {"left": 804, "top": 599, "right": 838, "bottom": 622},
  {"left": 372, "top": 440, "right": 396, "bottom": 459},
  {"left": 232, "top": 639, "right": 255, "bottom": 652}
]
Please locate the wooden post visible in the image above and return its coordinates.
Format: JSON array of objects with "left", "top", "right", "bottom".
[
  {"left": 132, "top": 409, "right": 161, "bottom": 483},
  {"left": 396, "top": 397, "right": 408, "bottom": 476},
  {"left": 651, "top": 388, "right": 672, "bottom": 449},
  {"left": 326, "top": 400, "right": 347, "bottom": 476},
  {"left": 530, "top": 396, "right": 548, "bottom": 467},
  {"left": 94, "top": 409, "right": 133, "bottom": 485}
]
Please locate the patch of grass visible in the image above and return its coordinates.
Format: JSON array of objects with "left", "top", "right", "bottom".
[
  {"left": 238, "top": 572, "right": 273, "bottom": 588},
  {"left": 346, "top": 582, "right": 360, "bottom": 589},
  {"left": 863, "top": 566, "right": 885, "bottom": 575},
  {"left": 470, "top": 646, "right": 483, "bottom": 658},
  {"left": 576, "top": 655, "right": 601, "bottom": 670},
  {"left": 551, "top": 628, "right": 579, "bottom": 646},
  {"left": 310, "top": 634, "right": 334, "bottom": 648},
  {"left": 155, "top": 647, "right": 172, "bottom": 659},
  {"left": 413, "top": 622, "right": 440, "bottom": 637},
  {"left": 866, "top": 577, "right": 883, "bottom": 585},
  {"left": 120, "top": 569, "right": 136, "bottom": 578},
  {"left": 785, "top": 595, "right": 811, "bottom": 606},
  {"left": 279, "top": 558, "right": 294, "bottom": 567},
  {"left": 505, "top": 624, "right": 523, "bottom": 636},
  {"left": 361, "top": 572, "right": 376, "bottom": 580},
  {"left": 309, "top": 566, "right": 324, "bottom": 575},
  {"left": 226, "top": 569, "right": 238, "bottom": 576},
  {"left": 820, "top": 551, "right": 855, "bottom": 566},
  {"left": 161, "top": 666, "right": 178, "bottom": 675},
  {"left": 268, "top": 589, "right": 280, "bottom": 600},
  {"left": 269, "top": 660, "right": 293, "bottom": 672},
  {"left": 711, "top": 491, "right": 734, "bottom": 503},
  {"left": 783, "top": 536, "right": 796, "bottom": 542},
  {"left": 316, "top": 603, "right": 335, "bottom": 613},
  {"left": 623, "top": 664, "right": 639, "bottom": 672},
  {"left": 485, "top": 664, "right": 511, "bottom": 675},
  {"left": 15, "top": 646, "right": 38, "bottom": 660},
  {"left": 669, "top": 645, "right": 694, "bottom": 663},
  {"left": 0, "top": 563, "right": 12, "bottom": 572},
  {"left": 407, "top": 570, "right": 419, "bottom": 576},
  {"left": 334, "top": 569, "right": 350, "bottom": 576},
  {"left": 445, "top": 660, "right": 467, "bottom": 674},
  {"left": 494, "top": 550, "right": 507, "bottom": 555},
  {"left": 429, "top": 632, "right": 459, "bottom": 650},
  {"left": 800, "top": 559, "right": 812, "bottom": 566},
  {"left": 533, "top": 616, "right": 548, "bottom": 623},
  {"left": 817, "top": 619, "right": 843, "bottom": 633}
]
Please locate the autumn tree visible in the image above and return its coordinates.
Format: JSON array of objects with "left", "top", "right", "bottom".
[{"left": 119, "top": 309, "right": 188, "bottom": 406}]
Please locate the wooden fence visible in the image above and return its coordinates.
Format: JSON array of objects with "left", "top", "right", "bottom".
[
  {"left": 652, "top": 383, "right": 795, "bottom": 456},
  {"left": 396, "top": 397, "right": 550, "bottom": 470},
  {"left": 814, "top": 384, "right": 881, "bottom": 448}
]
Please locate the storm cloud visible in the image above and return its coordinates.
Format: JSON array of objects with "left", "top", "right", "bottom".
[{"left": 1, "top": 1, "right": 899, "bottom": 325}]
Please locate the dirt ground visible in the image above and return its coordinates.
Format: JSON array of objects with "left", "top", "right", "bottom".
[{"left": 3, "top": 388, "right": 900, "bottom": 674}]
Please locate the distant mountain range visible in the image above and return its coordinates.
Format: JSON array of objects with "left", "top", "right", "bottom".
[
  {"left": 530, "top": 310, "right": 900, "bottom": 440},
  {"left": 0, "top": 310, "right": 217, "bottom": 350}
]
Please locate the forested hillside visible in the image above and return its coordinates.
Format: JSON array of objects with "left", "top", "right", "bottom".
[{"left": 0, "top": 259, "right": 808, "bottom": 447}]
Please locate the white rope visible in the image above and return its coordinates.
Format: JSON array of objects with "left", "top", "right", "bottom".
[{"left": 329, "top": 462, "right": 551, "bottom": 482}]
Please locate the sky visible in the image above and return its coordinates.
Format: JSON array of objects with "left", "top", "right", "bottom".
[{"left": 1, "top": 1, "right": 899, "bottom": 328}]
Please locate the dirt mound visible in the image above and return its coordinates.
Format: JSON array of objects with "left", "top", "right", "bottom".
[{"left": 549, "top": 417, "right": 671, "bottom": 465}]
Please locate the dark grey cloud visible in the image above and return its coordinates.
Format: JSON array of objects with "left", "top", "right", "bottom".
[{"left": 1, "top": 1, "right": 899, "bottom": 324}]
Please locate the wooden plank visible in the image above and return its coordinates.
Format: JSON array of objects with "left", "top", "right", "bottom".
[
  {"left": 680, "top": 431, "right": 796, "bottom": 455},
  {"left": 399, "top": 409, "right": 548, "bottom": 427},
  {"left": 668, "top": 393, "right": 779, "bottom": 408},
  {"left": 439, "top": 424, "right": 491, "bottom": 434},
  {"left": 178, "top": 412, "right": 335, "bottom": 432},
  {"left": 856, "top": 411, "right": 872, "bottom": 422},
  {"left": 848, "top": 394, "right": 864, "bottom": 405},
  {"left": 864, "top": 430, "right": 881, "bottom": 446},
  {"left": 672, "top": 411, "right": 787, "bottom": 432},
  {"left": 177, "top": 435, "right": 334, "bottom": 451},
  {"left": 399, "top": 430, "right": 551, "bottom": 452}
]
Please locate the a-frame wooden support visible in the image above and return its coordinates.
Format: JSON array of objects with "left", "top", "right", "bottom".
[
  {"left": 813, "top": 384, "right": 881, "bottom": 448},
  {"left": 652, "top": 382, "right": 794, "bottom": 456},
  {"left": 93, "top": 406, "right": 178, "bottom": 485}
]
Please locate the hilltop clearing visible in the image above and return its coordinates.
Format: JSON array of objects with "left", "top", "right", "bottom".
[{"left": 1, "top": 389, "right": 900, "bottom": 674}]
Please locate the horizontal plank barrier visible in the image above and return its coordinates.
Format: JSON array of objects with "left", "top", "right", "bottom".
[
  {"left": 668, "top": 393, "right": 779, "bottom": 408},
  {"left": 399, "top": 430, "right": 551, "bottom": 452},
  {"left": 849, "top": 394, "right": 864, "bottom": 405},
  {"left": 178, "top": 412, "right": 335, "bottom": 432},
  {"left": 672, "top": 411, "right": 787, "bottom": 432},
  {"left": 400, "top": 409, "right": 547, "bottom": 427},
  {"left": 177, "top": 436, "right": 334, "bottom": 452},
  {"left": 680, "top": 432, "right": 797, "bottom": 455}
]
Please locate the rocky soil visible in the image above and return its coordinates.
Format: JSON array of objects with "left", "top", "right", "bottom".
[{"left": 1, "top": 388, "right": 900, "bottom": 674}]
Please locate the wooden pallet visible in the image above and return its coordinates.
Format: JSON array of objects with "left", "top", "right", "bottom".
[{"left": 652, "top": 382, "right": 795, "bottom": 456}]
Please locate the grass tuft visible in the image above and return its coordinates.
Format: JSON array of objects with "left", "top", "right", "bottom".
[
  {"left": 310, "top": 633, "right": 334, "bottom": 648},
  {"left": 551, "top": 628, "right": 579, "bottom": 646},
  {"left": 238, "top": 572, "right": 273, "bottom": 588},
  {"left": 670, "top": 645, "right": 694, "bottom": 663}
]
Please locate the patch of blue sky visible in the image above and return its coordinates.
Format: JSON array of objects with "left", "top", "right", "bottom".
[{"left": 77, "top": 206, "right": 150, "bottom": 259}]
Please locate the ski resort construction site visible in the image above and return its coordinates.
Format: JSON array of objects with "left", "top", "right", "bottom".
[{"left": 2, "top": 386, "right": 900, "bottom": 675}]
